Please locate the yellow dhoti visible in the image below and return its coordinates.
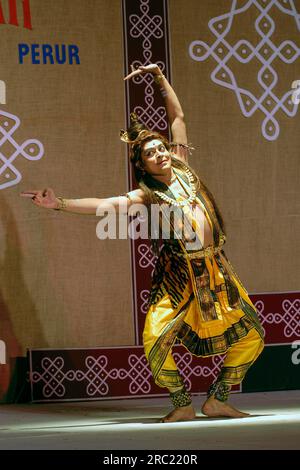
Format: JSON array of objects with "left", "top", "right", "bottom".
[{"left": 143, "top": 245, "right": 264, "bottom": 394}]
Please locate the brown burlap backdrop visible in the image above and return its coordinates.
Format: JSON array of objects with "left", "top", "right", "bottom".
[
  {"left": 0, "top": 0, "right": 134, "bottom": 360},
  {"left": 170, "top": 0, "right": 299, "bottom": 293},
  {"left": 0, "top": 0, "right": 298, "bottom": 364}
]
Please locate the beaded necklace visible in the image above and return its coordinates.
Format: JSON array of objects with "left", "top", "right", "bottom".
[{"left": 154, "top": 167, "right": 197, "bottom": 207}]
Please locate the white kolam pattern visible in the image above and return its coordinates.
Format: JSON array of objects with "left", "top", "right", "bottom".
[
  {"left": 0, "top": 109, "right": 44, "bottom": 190},
  {"left": 189, "top": 0, "right": 300, "bottom": 140},
  {"left": 255, "top": 297, "right": 300, "bottom": 337},
  {"left": 129, "top": 0, "right": 167, "bottom": 131}
]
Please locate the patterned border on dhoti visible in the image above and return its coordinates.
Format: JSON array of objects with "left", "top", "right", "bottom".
[
  {"left": 148, "top": 293, "right": 194, "bottom": 387},
  {"left": 217, "top": 362, "right": 253, "bottom": 385},
  {"left": 177, "top": 298, "right": 264, "bottom": 357}
]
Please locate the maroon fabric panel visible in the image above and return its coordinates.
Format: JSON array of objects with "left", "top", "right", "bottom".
[{"left": 122, "top": 0, "right": 171, "bottom": 344}]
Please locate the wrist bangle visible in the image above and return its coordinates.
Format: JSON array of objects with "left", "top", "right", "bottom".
[
  {"left": 153, "top": 73, "right": 165, "bottom": 84},
  {"left": 54, "top": 197, "right": 67, "bottom": 210}
]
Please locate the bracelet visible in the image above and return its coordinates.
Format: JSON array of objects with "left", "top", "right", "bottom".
[
  {"left": 153, "top": 73, "right": 165, "bottom": 84},
  {"left": 54, "top": 197, "right": 67, "bottom": 210}
]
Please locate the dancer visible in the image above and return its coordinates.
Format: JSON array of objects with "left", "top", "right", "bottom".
[{"left": 21, "top": 64, "right": 264, "bottom": 423}]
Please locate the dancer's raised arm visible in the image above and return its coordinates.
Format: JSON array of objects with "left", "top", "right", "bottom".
[{"left": 124, "top": 64, "right": 189, "bottom": 162}]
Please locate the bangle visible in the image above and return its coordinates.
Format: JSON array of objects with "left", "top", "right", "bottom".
[
  {"left": 54, "top": 197, "right": 67, "bottom": 210},
  {"left": 153, "top": 73, "right": 165, "bottom": 84}
]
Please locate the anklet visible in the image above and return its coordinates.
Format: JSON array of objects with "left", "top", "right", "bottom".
[
  {"left": 170, "top": 386, "right": 192, "bottom": 408},
  {"left": 207, "top": 381, "right": 231, "bottom": 402}
]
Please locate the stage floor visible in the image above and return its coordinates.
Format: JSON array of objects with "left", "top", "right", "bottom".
[{"left": 0, "top": 390, "right": 299, "bottom": 450}]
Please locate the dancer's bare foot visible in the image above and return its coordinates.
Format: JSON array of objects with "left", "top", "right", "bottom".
[
  {"left": 201, "top": 396, "right": 250, "bottom": 418},
  {"left": 160, "top": 404, "right": 196, "bottom": 423}
]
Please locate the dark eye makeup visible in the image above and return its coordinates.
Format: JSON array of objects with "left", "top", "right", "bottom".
[{"left": 144, "top": 145, "right": 166, "bottom": 157}]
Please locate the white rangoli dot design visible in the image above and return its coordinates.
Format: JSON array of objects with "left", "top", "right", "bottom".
[
  {"left": 129, "top": 0, "right": 167, "bottom": 131},
  {"left": 189, "top": 0, "right": 300, "bottom": 141},
  {"left": 0, "top": 109, "right": 44, "bottom": 190},
  {"left": 255, "top": 298, "right": 300, "bottom": 338}
]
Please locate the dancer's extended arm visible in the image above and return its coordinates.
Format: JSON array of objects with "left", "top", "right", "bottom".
[{"left": 20, "top": 187, "right": 144, "bottom": 214}]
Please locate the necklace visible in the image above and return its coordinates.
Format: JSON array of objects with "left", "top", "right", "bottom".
[
  {"left": 154, "top": 167, "right": 197, "bottom": 207},
  {"left": 170, "top": 170, "right": 177, "bottom": 184}
]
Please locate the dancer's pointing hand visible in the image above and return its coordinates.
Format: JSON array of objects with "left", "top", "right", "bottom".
[
  {"left": 124, "top": 63, "right": 161, "bottom": 81},
  {"left": 20, "top": 187, "right": 59, "bottom": 209}
]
